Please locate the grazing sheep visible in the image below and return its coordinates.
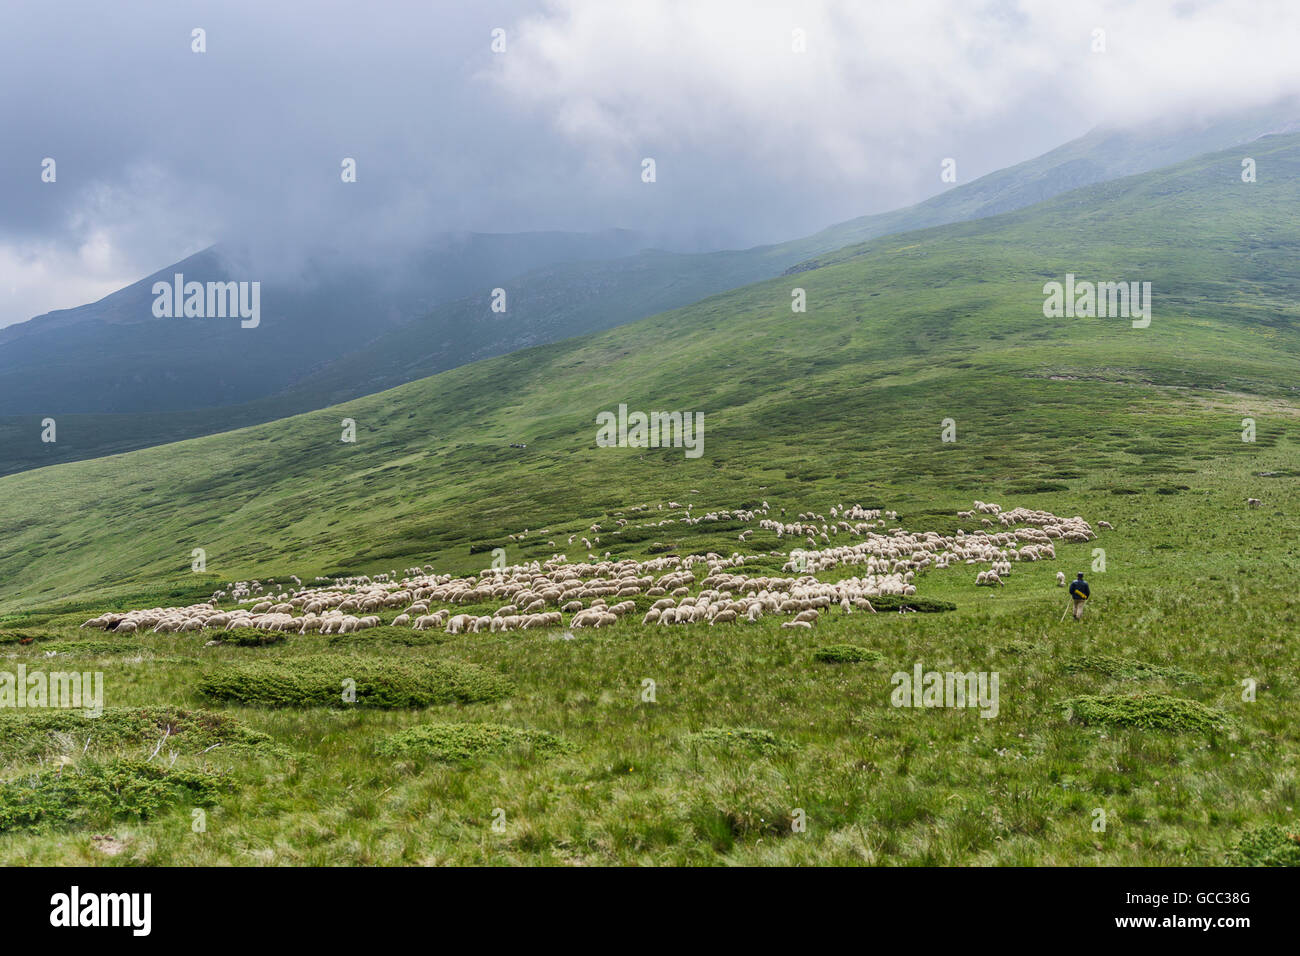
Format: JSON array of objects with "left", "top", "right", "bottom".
[
  {"left": 1247, "top": 498, "right": 1262, "bottom": 509},
  {"left": 1056, "top": 571, "right": 1066, "bottom": 587}
]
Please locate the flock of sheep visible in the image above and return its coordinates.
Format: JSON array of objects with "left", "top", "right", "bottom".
[{"left": 81, "top": 501, "right": 1103, "bottom": 637}]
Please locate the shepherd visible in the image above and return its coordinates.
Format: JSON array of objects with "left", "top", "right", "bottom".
[{"left": 1067, "top": 572, "right": 1090, "bottom": 620}]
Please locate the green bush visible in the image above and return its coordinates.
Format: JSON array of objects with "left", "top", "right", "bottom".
[
  {"left": 1064, "top": 654, "right": 1202, "bottom": 684},
  {"left": 0, "top": 631, "right": 41, "bottom": 646},
  {"left": 198, "top": 656, "right": 512, "bottom": 708},
  {"left": 1226, "top": 824, "right": 1300, "bottom": 866},
  {"left": 0, "top": 706, "right": 286, "bottom": 762},
  {"left": 813, "top": 644, "right": 880, "bottom": 663},
  {"left": 0, "top": 760, "right": 225, "bottom": 834},
  {"left": 376, "top": 723, "right": 574, "bottom": 762},
  {"left": 1060, "top": 694, "right": 1231, "bottom": 734}
]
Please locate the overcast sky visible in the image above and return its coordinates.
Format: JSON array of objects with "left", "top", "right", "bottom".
[{"left": 2, "top": 0, "right": 1299, "bottom": 328}]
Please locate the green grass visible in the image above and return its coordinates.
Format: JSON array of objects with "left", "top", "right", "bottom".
[
  {"left": 0, "top": 135, "right": 1296, "bottom": 864},
  {"left": 376, "top": 723, "right": 575, "bottom": 763},
  {"left": 684, "top": 728, "right": 794, "bottom": 757}
]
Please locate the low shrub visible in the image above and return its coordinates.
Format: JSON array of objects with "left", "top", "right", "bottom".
[
  {"left": 813, "top": 644, "right": 880, "bottom": 664},
  {"left": 0, "top": 760, "right": 224, "bottom": 834},
  {"left": 1060, "top": 694, "right": 1231, "bottom": 734},
  {"left": 198, "top": 656, "right": 512, "bottom": 708},
  {"left": 1064, "top": 654, "right": 1202, "bottom": 684},
  {"left": 1226, "top": 824, "right": 1300, "bottom": 866},
  {"left": 0, "top": 706, "right": 286, "bottom": 762}
]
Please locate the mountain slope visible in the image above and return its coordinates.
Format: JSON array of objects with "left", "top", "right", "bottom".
[
  {"left": 2, "top": 132, "right": 1298, "bottom": 612},
  {"left": 198, "top": 101, "right": 1300, "bottom": 410},
  {"left": 3, "top": 104, "right": 1297, "bottom": 476},
  {"left": 0, "top": 229, "right": 650, "bottom": 415}
]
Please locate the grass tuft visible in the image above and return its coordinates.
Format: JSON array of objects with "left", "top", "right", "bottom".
[
  {"left": 685, "top": 727, "right": 793, "bottom": 757},
  {"left": 376, "top": 723, "right": 574, "bottom": 762}
]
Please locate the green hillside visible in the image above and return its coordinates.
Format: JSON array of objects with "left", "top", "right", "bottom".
[
  {"left": 3, "top": 133, "right": 1298, "bottom": 611},
  {"left": 5, "top": 106, "right": 1295, "bottom": 477},
  {"left": 0, "top": 136, "right": 1297, "bottom": 865}
]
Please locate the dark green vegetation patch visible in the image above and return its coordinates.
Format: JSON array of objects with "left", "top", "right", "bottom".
[
  {"left": 211, "top": 628, "right": 287, "bottom": 647},
  {"left": 869, "top": 595, "right": 956, "bottom": 613},
  {"left": 1226, "top": 824, "right": 1300, "bottom": 866},
  {"left": 1060, "top": 694, "right": 1232, "bottom": 734},
  {"left": 0, "top": 707, "right": 287, "bottom": 762},
  {"left": 197, "top": 656, "right": 512, "bottom": 708},
  {"left": 1064, "top": 654, "right": 1203, "bottom": 684},
  {"left": 813, "top": 644, "right": 881, "bottom": 663},
  {"left": 0, "top": 760, "right": 224, "bottom": 834},
  {"left": 376, "top": 723, "right": 575, "bottom": 762},
  {"left": 0, "top": 631, "right": 41, "bottom": 646},
  {"left": 685, "top": 727, "right": 793, "bottom": 757}
]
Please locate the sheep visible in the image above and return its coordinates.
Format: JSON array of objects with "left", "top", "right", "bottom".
[
  {"left": 84, "top": 500, "right": 1103, "bottom": 647},
  {"left": 1247, "top": 498, "right": 1262, "bottom": 509},
  {"left": 1056, "top": 571, "right": 1066, "bottom": 587}
]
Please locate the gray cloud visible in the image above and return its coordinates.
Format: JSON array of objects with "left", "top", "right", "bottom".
[{"left": 2, "top": 0, "right": 1299, "bottom": 326}]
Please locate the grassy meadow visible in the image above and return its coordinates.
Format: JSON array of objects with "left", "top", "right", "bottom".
[{"left": 0, "top": 135, "right": 1298, "bottom": 865}]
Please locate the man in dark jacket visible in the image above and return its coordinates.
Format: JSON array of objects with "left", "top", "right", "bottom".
[{"left": 1068, "top": 573, "right": 1090, "bottom": 620}]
